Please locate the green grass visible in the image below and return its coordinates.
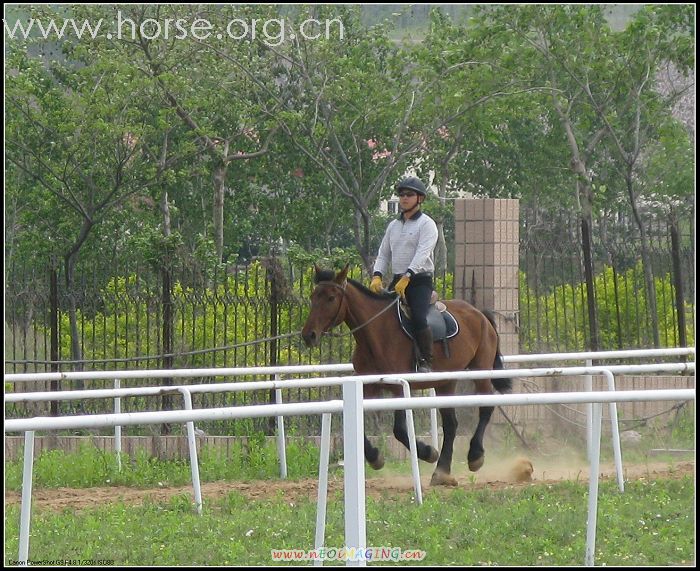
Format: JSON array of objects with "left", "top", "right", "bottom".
[
  {"left": 598, "top": 405, "right": 695, "bottom": 465},
  {"left": 4, "top": 436, "right": 321, "bottom": 491},
  {"left": 5, "top": 476, "right": 694, "bottom": 566}
]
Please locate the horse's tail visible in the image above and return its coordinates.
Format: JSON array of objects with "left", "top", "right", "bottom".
[{"left": 482, "top": 309, "right": 513, "bottom": 394}]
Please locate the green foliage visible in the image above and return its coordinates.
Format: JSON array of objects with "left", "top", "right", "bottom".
[
  {"left": 520, "top": 262, "right": 694, "bottom": 352},
  {"left": 41, "top": 255, "right": 690, "bottom": 370},
  {"left": 285, "top": 244, "right": 363, "bottom": 271},
  {"left": 7, "top": 5, "right": 695, "bottom": 359},
  {"left": 45, "top": 260, "right": 360, "bottom": 370}
]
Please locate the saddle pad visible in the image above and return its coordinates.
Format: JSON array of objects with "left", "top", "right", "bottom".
[{"left": 397, "top": 302, "right": 459, "bottom": 341}]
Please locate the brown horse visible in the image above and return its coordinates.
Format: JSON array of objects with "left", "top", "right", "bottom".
[{"left": 301, "top": 264, "right": 512, "bottom": 486}]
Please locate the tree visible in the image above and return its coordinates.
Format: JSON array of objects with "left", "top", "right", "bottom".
[
  {"left": 5, "top": 32, "right": 162, "bottom": 370},
  {"left": 103, "top": 4, "right": 282, "bottom": 263},
  {"left": 476, "top": 5, "right": 630, "bottom": 350},
  {"left": 576, "top": 5, "right": 695, "bottom": 346},
  {"left": 412, "top": 8, "right": 573, "bottom": 272}
]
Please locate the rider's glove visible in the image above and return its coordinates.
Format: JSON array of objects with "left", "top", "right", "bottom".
[
  {"left": 369, "top": 275, "right": 383, "bottom": 294},
  {"left": 394, "top": 274, "right": 410, "bottom": 299}
]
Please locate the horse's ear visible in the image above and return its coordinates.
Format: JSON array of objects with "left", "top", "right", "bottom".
[
  {"left": 313, "top": 263, "right": 324, "bottom": 283},
  {"left": 335, "top": 263, "right": 350, "bottom": 285}
]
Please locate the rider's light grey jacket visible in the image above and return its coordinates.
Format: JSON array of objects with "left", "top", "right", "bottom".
[{"left": 372, "top": 211, "right": 438, "bottom": 277}]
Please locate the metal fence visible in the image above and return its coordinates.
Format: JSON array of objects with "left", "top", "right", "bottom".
[
  {"left": 5, "top": 204, "right": 694, "bottom": 434},
  {"left": 519, "top": 205, "right": 695, "bottom": 353}
]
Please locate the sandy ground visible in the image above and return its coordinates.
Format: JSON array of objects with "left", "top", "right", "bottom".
[{"left": 5, "top": 457, "right": 694, "bottom": 512}]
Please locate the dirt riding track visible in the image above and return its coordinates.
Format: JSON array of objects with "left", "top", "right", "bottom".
[{"left": 6, "top": 458, "right": 694, "bottom": 512}]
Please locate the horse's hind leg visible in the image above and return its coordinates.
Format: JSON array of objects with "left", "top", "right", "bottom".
[
  {"left": 393, "top": 410, "right": 439, "bottom": 463},
  {"left": 467, "top": 380, "right": 494, "bottom": 472},
  {"left": 430, "top": 407, "right": 459, "bottom": 487},
  {"left": 468, "top": 405, "right": 494, "bottom": 471}
]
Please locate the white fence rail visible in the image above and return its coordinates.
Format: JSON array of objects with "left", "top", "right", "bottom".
[
  {"left": 7, "top": 346, "right": 693, "bottom": 475},
  {"left": 7, "top": 361, "right": 695, "bottom": 496},
  {"left": 5, "top": 385, "right": 695, "bottom": 567},
  {"left": 5, "top": 348, "right": 695, "bottom": 566},
  {"left": 5, "top": 347, "right": 694, "bottom": 385},
  {"left": 7, "top": 346, "right": 693, "bottom": 463}
]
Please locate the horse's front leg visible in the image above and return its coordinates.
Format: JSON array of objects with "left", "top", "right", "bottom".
[
  {"left": 430, "top": 407, "right": 459, "bottom": 487},
  {"left": 360, "top": 383, "right": 385, "bottom": 470},
  {"left": 393, "top": 409, "right": 439, "bottom": 463},
  {"left": 364, "top": 435, "right": 384, "bottom": 470}
]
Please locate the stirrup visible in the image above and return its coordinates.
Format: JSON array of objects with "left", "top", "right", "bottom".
[{"left": 417, "top": 360, "right": 432, "bottom": 373}]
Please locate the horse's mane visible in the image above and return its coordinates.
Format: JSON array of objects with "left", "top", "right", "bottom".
[
  {"left": 348, "top": 278, "right": 396, "bottom": 300},
  {"left": 314, "top": 270, "right": 395, "bottom": 301}
]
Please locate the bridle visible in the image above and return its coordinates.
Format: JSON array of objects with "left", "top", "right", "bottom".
[
  {"left": 313, "top": 280, "right": 400, "bottom": 338},
  {"left": 314, "top": 280, "right": 349, "bottom": 333}
]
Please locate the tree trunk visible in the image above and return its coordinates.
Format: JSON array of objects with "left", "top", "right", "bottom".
[
  {"left": 580, "top": 213, "right": 599, "bottom": 351},
  {"left": 669, "top": 210, "right": 687, "bottom": 349},
  {"left": 63, "top": 218, "right": 93, "bottom": 389},
  {"left": 435, "top": 222, "right": 448, "bottom": 276},
  {"left": 574, "top": 163, "right": 599, "bottom": 352},
  {"left": 354, "top": 206, "right": 373, "bottom": 274},
  {"left": 550, "top": 84, "right": 601, "bottom": 351},
  {"left": 160, "top": 190, "right": 172, "bottom": 237},
  {"left": 160, "top": 188, "right": 174, "bottom": 434},
  {"left": 436, "top": 130, "right": 461, "bottom": 276},
  {"left": 625, "top": 172, "right": 660, "bottom": 347},
  {"left": 435, "top": 174, "right": 449, "bottom": 277},
  {"left": 213, "top": 160, "right": 228, "bottom": 264},
  {"left": 50, "top": 264, "right": 59, "bottom": 416},
  {"left": 160, "top": 263, "right": 174, "bottom": 434}
]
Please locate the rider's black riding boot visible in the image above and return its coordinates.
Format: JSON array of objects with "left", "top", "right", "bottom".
[{"left": 415, "top": 327, "right": 434, "bottom": 373}]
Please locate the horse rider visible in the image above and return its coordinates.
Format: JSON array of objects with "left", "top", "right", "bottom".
[{"left": 369, "top": 176, "right": 439, "bottom": 373}]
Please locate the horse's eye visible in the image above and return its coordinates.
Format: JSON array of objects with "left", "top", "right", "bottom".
[{"left": 327, "top": 295, "right": 336, "bottom": 302}]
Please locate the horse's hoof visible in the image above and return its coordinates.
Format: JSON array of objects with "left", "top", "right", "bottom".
[
  {"left": 369, "top": 453, "right": 385, "bottom": 470},
  {"left": 430, "top": 470, "right": 458, "bottom": 487},
  {"left": 468, "top": 456, "right": 485, "bottom": 472},
  {"left": 425, "top": 446, "right": 439, "bottom": 464}
]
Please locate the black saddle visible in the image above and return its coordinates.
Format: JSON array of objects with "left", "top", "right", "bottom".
[{"left": 397, "top": 300, "right": 459, "bottom": 342}]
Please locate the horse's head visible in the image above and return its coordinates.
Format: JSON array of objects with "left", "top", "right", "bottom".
[{"left": 301, "top": 264, "right": 349, "bottom": 347}]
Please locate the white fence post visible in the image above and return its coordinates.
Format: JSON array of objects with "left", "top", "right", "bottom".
[
  {"left": 179, "top": 388, "right": 203, "bottom": 515},
  {"left": 429, "top": 388, "right": 439, "bottom": 452},
  {"left": 399, "top": 379, "right": 422, "bottom": 505},
  {"left": 114, "top": 378, "right": 122, "bottom": 472},
  {"left": 342, "top": 380, "right": 366, "bottom": 566},
  {"left": 275, "top": 379, "right": 288, "bottom": 479},
  {"left": 18, "top": 431, "right": 35, "bottom": 564},
  {"left": 585, "top": 402, "right": 603, "bottom": 566},
  {"left": 585, "top": 359, "right": 593, "bottom": 462},
  {"left": 601, "top": 370, "right": 624, "bottom": 492},
  {"left": 314, "top": 413, "right": 333, "bottom": 566}
]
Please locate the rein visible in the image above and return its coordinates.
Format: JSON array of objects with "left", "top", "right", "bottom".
[{"left": 315, "top": 280, "right": 400, "bottom": 339}]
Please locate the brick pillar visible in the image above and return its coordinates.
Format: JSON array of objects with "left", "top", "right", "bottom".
[
  {"left": 454, "top": 198, "right": 519, "bottom": 356},
  {"left": 452, "top": 198, "right": 520, "bottom": 432}
]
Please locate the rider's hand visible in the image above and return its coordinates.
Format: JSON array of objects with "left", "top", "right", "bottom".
[
  {"left": 394, "top": 275, "right": 410, "bottom": 299},
  {"left": 369, "top": 276, "right": 383, "bottom": 294}
]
